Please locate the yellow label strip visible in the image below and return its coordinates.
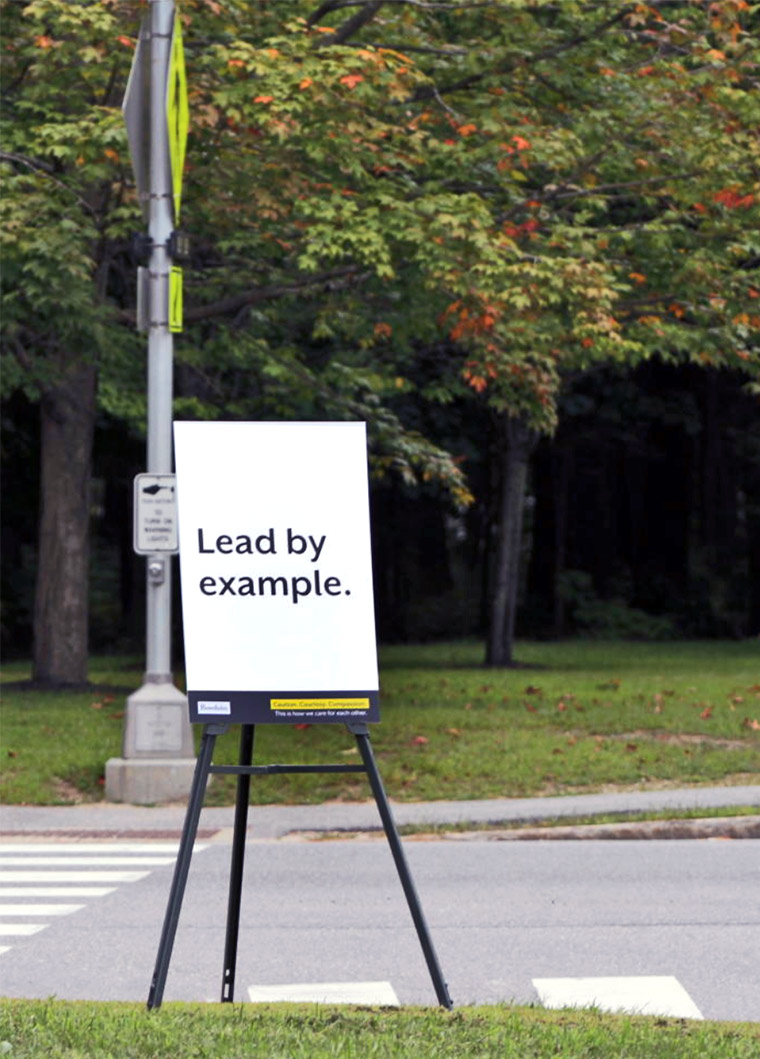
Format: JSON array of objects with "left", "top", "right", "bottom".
[{"left": 270, "top": 698, "right": 370, "bottom": 711}]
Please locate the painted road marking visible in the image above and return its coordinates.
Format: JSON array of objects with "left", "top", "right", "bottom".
[
  {"left": 247, "top": 981, "right": 400, "bottom": 1006},
  {"left": 0, "top": 841, "right": 207, "bottom": 958},
  {"left": 0, "top": 871, "right": 150, "bottom": 883},
  {"left": 533, "top": 976, "right": 704, "bottom": 1020},
  {"left": 0, "top": 888, "right": 116, "bottom": 898},
  {"left": 0, "top": 844, "right": 184, "bottom": 854},
  {"left": 0, "top": 857, "right": 176, "bottom": 867},
  {"left": 0, "top": 904, "right": 84, "bottom": 917}
]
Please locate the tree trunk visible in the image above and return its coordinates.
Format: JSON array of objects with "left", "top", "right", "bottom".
[
  {"left": 485, "top": 413, "right": 537, "bottom": 667},
  {"left": 33, "top": 355, "right": 97, "bottom": 685}
]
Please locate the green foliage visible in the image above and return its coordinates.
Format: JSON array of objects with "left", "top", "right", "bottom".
[
  {"left": 557, "top": 571, "right": 678, "bottom": 641},
  {"left": 3, "top": 0, "right": 758, "bottom": 461}
]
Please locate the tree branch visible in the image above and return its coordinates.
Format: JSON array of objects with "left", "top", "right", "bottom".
[
  {"left": 0, "top": 151, "right": 98, "bottom": 216},
  {"left": 312, "top": 0, "right": 386, "bottom": 47},
  {"left": 411, "top": 5, "right": 634, "bottom": 102},
  {"left": 182, "top": 267, "right": 370, "bottom": 323}
]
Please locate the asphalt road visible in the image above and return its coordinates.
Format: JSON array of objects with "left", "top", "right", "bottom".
[{"left": 1, "top": 833, "right": 758, "bottom": 1022}]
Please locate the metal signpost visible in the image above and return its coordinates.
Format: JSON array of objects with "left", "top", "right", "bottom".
[
  {"left": 146, "top": 423, "right": 453, "bottom": 1010},
  {"left": 105, "top": 0, "right": 194, "bottom": 803}
]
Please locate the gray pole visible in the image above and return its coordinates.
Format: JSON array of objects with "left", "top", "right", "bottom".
[
  {"left": 145, "top": 0, "right": 174, "bottom": 682},
  {"left": 106, "top": 0, "right": 195, "bottom": 804}
]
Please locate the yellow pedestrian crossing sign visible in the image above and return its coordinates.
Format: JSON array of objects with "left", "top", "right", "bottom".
[
  {"left": 166, "top": 12, "right": 189, "bottom": 223},
  {"left": 169, "top": 267, "right": 183, "bottom": 333}
]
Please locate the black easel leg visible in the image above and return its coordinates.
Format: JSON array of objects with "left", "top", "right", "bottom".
[
  {"left": 350, "top": 725, "right": 453, "bottom": 1009},
  {"left": 221, "top": 723, "right": 255, "bottom": 1002},
  {"left": 147, "top": 724, "right": 220, "bottom": 1010}
]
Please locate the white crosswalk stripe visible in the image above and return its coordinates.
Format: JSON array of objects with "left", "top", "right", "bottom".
[
  {"left": 0, "top": 841, "right": 207, "bottom": 956},
  {"left": 533, "top": 975, "right": 704, "bottom": 1019},
  {"left": 247, "top": 981, "right": 400, "bottom": 1006}
]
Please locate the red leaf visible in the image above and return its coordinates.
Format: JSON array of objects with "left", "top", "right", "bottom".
[{"left": 411, "top": 735, "right": 429, "bottom": 745}]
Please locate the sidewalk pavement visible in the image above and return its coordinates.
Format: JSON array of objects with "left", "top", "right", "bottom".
[{"left": 2, "top": 784, "right": 759, "bottom": 840}]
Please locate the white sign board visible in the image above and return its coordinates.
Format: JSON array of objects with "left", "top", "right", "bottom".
[
  {"left": 133, "top": 474, "right": 178, "bottom": 554},
  {"left": 173, "top": 421, "right": 380, "bottom": 725}
]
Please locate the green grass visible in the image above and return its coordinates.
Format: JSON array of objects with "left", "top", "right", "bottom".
[
  {"left": 1, "top": 640, "right": 758, "bottom": 805},
  {"left": 1, "top": 999, "right": 759, "bottom": 1059}
]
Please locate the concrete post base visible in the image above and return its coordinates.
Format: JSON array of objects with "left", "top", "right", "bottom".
[
  {"left": 105, "top": 680, "right": 197, "bottom": 804},
  {"left": 104, "top": 756, "right": 197, "bottom": 805}
]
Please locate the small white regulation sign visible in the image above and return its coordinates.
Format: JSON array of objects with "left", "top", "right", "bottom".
[{"left": 133, "top": 473, "right": 178, "bottom": 555}]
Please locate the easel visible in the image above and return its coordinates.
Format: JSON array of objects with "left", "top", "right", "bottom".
[{"left": 147, "top": 722, "right": 453, "bottom": 1009}]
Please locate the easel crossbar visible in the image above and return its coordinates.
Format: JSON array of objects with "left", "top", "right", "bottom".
[{"left": 209, "top": 763, "right": 366, "bottom": 775}]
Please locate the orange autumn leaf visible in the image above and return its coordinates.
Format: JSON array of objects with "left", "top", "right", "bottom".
[
  {"left": 629, "top": 272, "right": 647, "bottom": 284},
  {"left": 35, "top": 35, "right": 55, "bottom": 48},
  {"left": 340, "top": 74, "right": 364, "bottom": 89},
  {"left": 299, "top": 77, "right": 313, "bottom": 90},
  {"left": 253, "top": 95, "right": 274, "bottom": 104},
  {"left": 104, "top": 148, "right": 119, "bottom": 163},
  {"left": 458, "top": 123, "right": 477, "bottom": 137}
]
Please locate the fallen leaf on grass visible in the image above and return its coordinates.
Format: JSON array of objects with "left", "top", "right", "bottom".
[
  {"left": 625, "top": 742, "right": 638, "bottom": 752},
  {"left": 446, "top": 728, "right": 462, "bottom": 737},
  {"left": 411, "top": 735, "right": 429, "bottom": 746},
  {"left": 524, "top": 703, "right": 537, "bottom": 713},
  {"left": 524, "top": 685, "right": 543, "bottom": 696},
  {"left": 340, "top": 747, "right": 358, "bottom": 756},
  {"left": 743, "top": 718, "right": 760, "bottom": 731},
  {"left": 293, "top": 723, "right": 311, "bottom": 730},
  {"left": 90, "top": 701, "right": 103, "bottom": 710},
  {"left": 556, "top": 701, "right": 567, "bottom": 712},
  {"left": 700, "top": 707, "right": 713, "bottom": 720}
]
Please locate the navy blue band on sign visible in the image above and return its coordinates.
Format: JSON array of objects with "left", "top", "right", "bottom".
[{"left": 188, "top": 690, "right": 380, "bottom": 725}]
